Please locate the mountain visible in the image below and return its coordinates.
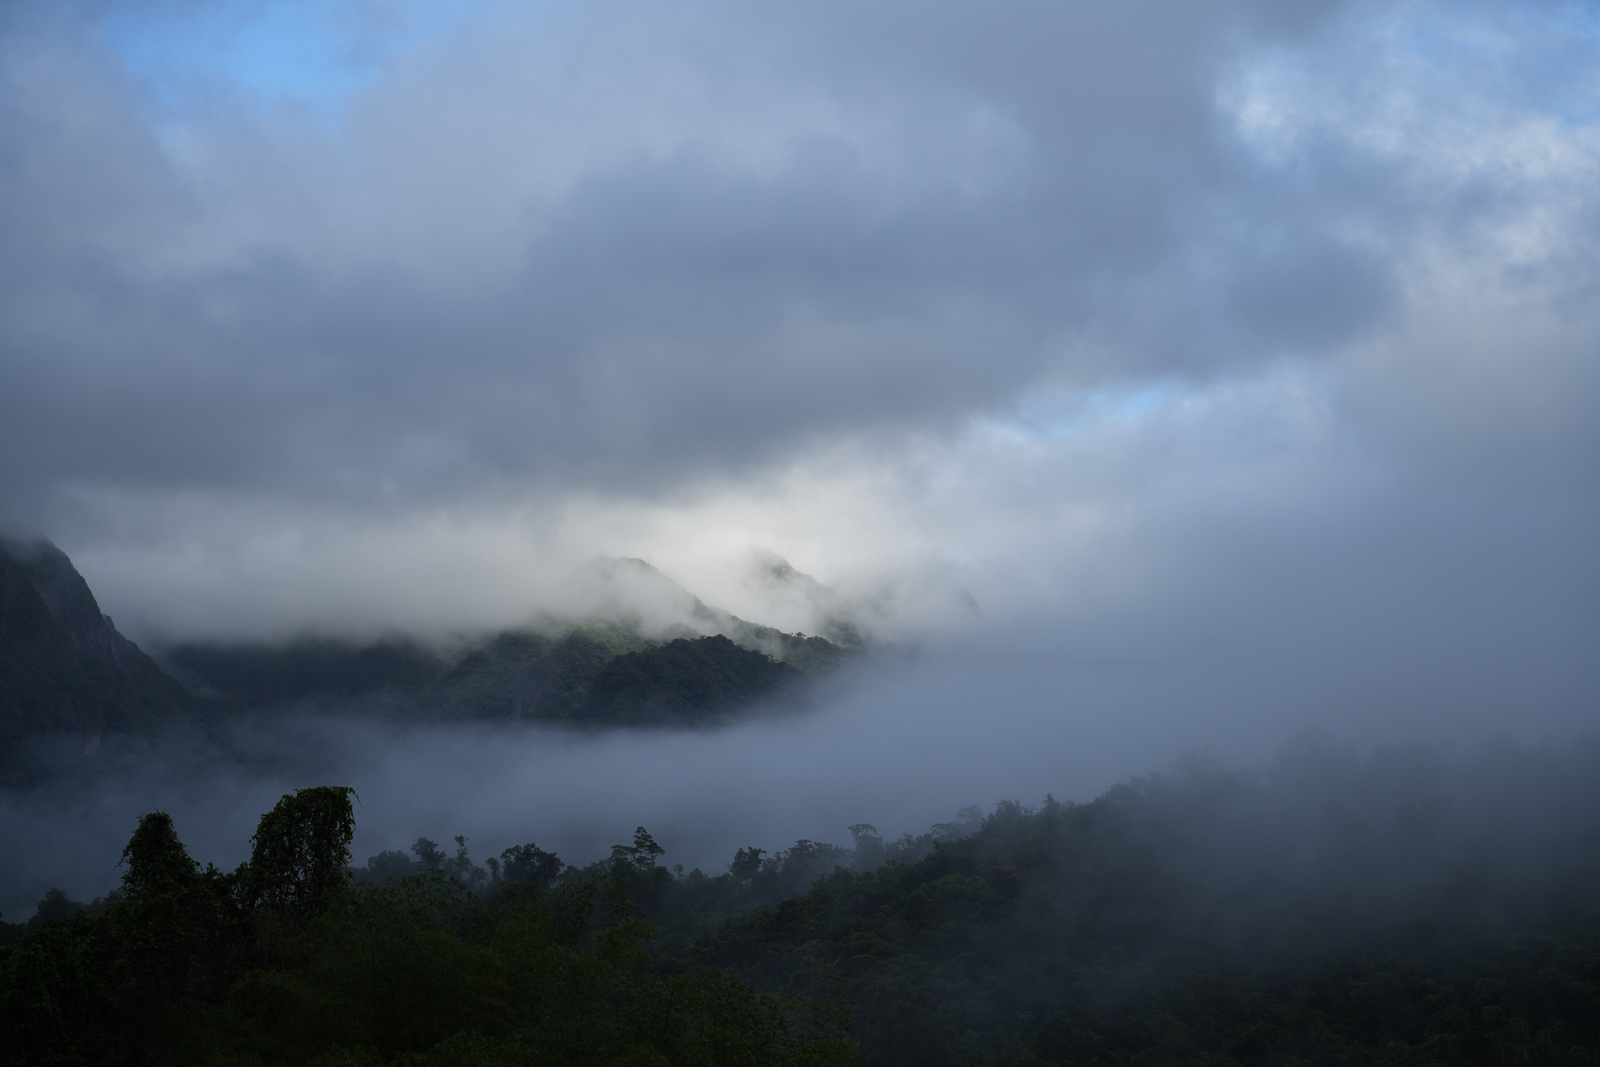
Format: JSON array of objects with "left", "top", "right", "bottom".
[
  {"left": 743, "top": 548, "right": 866, "bottom": 649},
  {"left": 161, "top": 557, "right": 856, "bottom": 727},
  {"left": 584, "top": 555, "right": 863, "bottom": 664},
  {"left": 568, "top": 633, "right": 802, "bottom": 725},
  {"left": 162, "top": 623, "right": 845, "bottom": 728},
  {"left": 0, "top": 542, "right": 857, "bottom": 776},
  {"left": 0, "top": 539, "right": 201, "bottom": 785}
]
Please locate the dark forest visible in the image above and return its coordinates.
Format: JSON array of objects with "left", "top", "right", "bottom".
[{"left": 6, "top": 735, "right": 1600, "bottom": 1066}]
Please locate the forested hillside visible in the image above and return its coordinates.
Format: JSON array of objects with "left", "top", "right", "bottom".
[
  {"left": 6, "top": 738, "right": 1599, "bottom": 1065},
  {"left": 0, "top": 540, "right": 854, "bottom": 782},
  {"left": 160, "top": 627, "right": 825, "bottom": 727},
  {"left": 159, "top": 571, "right": 854, "bottom": 726},
  {"left": 0, "top": 788, "right": 854, "bottom": 1066},
  {"left": 679, "top": 740, "right": 1600, "bottom": 1065}
]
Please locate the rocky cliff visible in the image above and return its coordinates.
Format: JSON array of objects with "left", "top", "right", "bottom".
[{"left": 0, "top": 539, "right": 199, "bottom": 784}]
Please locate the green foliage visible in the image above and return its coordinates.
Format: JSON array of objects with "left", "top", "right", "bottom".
[
  {"left": 11, "top": 740, "right": 1599, "bottom": 1065},
  {"left": 757, "top": 632, "right": 854, "bottom": 675},
  {"left": 223, "top": 874, "right": 849, "bottom": 1066},
  {"left": 621, "top": 827, "right": 667, "bottom": 871},
  {"left": 730, "top": 846, "right": 767, "bottom": 880},
  {"left": 365, "top": 849, "right": 419, "bottom": 882},
  {"left": 161, "top": 624, "right": 838, "bottom": 729},
  {"left": 435, "top": 625, "right": 656, "bottom": 722},
  {"left": 247, "top": 786, "right": 358, "bottom": 920},
  {"left": 579, "top": 634, "right": 800, "bottom": 724},
  {"left": 496, "top": 842, "right": 563, "bottom": 887},
  {"left": 121, "top": 811, "right": 200, "bottom": 897},
  {"left": 397, "top": 739, "right": 1594, "bottom": 1066},
  {"left": 412, "top": 837, "right": 447, "bottom": 869},
  {"left": 0, "top": 917, "right": 110, "bottom": 1065},
  {"left": 668, "top": 742, "right": 1600, "bottom": 1066},
  {"left": 1, "top": 810, "right": 247, "bottom": 1066},
  {"left": 0, "top": 792, "right": 855, "bottom": 1067}
]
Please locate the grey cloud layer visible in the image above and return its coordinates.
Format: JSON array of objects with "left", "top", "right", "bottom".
[
  {"left": 0, "top": 0, "right": 1423, "bottom": 513},
  {"left": 1, "top": 0, "right": 1596, "bottom": 930},
  {"left": 0, "top": 0, "right": 1594, "bottom": 730}
]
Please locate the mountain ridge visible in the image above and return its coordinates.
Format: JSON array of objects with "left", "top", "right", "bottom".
[
  {"left": 0, "top": 541, "right": 858, "bottom": 781},
  {"left": 160, "top": 554, "right": 860, "bottom": 724},
  {"left": 0, "top": 538, "right": 204, "bottom": 784}
]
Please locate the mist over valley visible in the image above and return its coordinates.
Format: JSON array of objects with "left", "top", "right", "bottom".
[{"left": 2, "top": 0, "right": 1599, "bottom": 1062}]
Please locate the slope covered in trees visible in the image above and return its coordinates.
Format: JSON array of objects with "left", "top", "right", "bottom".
[
  {"left": 6, "top": 738, "right": 1599, "bottom": 1065},
  {"left": 156, "top": 555, "right": 857, "bottom": 726},
  {"left": 0, "top": 540, "right": 855, "bottom": 781},
  {"left": 0, "top": 788, "right": 853, "bottom": 1067},
  {"left": 162, "top": 627, "right": 827, "bottom": 726},
  {"left": 679, "top": 739, "right": 1600, "bottom": 1065}
]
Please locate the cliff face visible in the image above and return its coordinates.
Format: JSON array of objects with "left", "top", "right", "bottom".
[
  {"left": 5, "top": 540, "right": 141, "bottom": 671},
  {"left": 0, "top": 539, "right": 197, "bottom": 785}
]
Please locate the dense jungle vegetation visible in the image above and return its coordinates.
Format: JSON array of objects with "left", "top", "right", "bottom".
[
  {"left": 6, "top": 737, "right": 1600, "bottom": 1066},
  {"left": 0, "top": 788, "right": 854, "bottom": 1067}
]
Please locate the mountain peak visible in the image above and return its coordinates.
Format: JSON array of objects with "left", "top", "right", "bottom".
[
  {"left": 0, "top": 540, "right": 199, "bottom": 783},
  {"left": 1, "top": 538, "right": 133, "bottom": 670}
]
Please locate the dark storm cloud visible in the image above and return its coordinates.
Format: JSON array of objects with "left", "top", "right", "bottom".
[
  {"left": 0, "top": 0, "right": 1398, "bottom": 514},
  {"left": 0, "top": 0, "right": 1593, "bottom": 746}
]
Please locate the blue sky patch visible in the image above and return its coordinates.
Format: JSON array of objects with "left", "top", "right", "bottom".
[{"left": 99, "top": 0, "right": 477, "bottom": 117}]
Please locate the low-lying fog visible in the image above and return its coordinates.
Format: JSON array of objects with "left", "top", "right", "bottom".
[{"left": 4, "top": 612, "right": 1593, "bottom": 922}]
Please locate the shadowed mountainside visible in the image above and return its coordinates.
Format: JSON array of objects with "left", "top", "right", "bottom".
[
  {"left": 0, "top": 539, "right": 202, "bottom": 785},
  {"left": 0, "top": 541, "right": 857, "bottom": 782},
  {"left": 160, "top": 557, "right": 856, "bottom": 726},
  {"left": 163, "top": 626, "right": 842, "bottom": 727}
]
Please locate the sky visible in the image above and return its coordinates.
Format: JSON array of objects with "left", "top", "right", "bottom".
[{"left": 0, "top": 0, "right": 1598, "bottom": 896}]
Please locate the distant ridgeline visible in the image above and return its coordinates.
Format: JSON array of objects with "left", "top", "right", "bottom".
[
  {"left": 0, "top": 540, "right": 859, "bottom": 784},
  {"left": 162, "top": 614, "right": 853, "bottom": 727}
]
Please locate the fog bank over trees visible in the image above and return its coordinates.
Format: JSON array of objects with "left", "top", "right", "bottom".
[
  {"left": 3, "top": 617, "right": 1591, "bottom": 923},
  {"left": 7, "top": 723, "right": 1598, "bottom": 1063}
]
